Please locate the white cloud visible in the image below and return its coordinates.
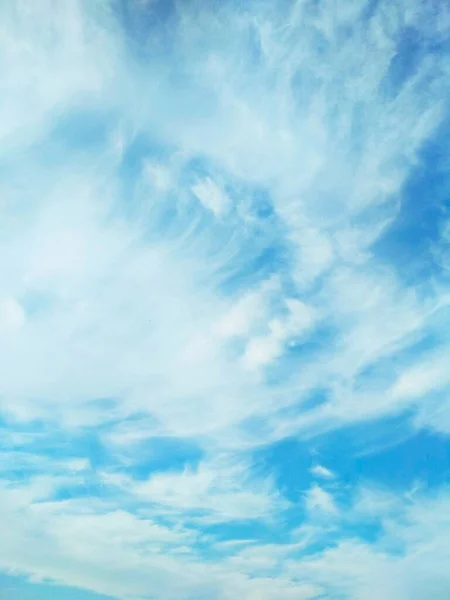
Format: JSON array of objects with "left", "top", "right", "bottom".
[
  {"left": 192, "top": 177, "right": 230, "bottom": 217},
  {"left": 0, "top": 0, "right": 122, "bottom": 148},
  {"left": 1, "top": 0, "right": 450, "bottom": 598},
  {"left": 215, "top": 278, "right": 278, "bottom": 339},
  {"left": 0, "top": 476, "right": 315, "bottom": 600},
  {"left": 294, "top": 488, "right": 450, "bottom": 600},
  {"left": 310, "top": 465, "right": 335, "bottom": 480},
  {"left": 391, "top": 354, "right": 450, "bottom": 401},
  {"left": 305, "top": 484, "right": 338, "bottom": 516},
  {"left": 0, "top": 0, "right": 446, "bottom": 437},
  {"left": 242, "top": 297, "right": 315, "bottom": 371},
  {"left": 121, "top": 455, "right": 287, "bottom": 523}
]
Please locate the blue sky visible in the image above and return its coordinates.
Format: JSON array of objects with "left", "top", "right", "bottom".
[{"left": 1, "top": 0, "right": 450, "bottom": 598}]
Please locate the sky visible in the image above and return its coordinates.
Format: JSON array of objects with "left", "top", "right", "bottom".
[{"left": 0, "top": 0, "right": 450, "bottom": 599}]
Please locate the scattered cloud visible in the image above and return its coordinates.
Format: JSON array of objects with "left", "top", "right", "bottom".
[
  {"left": 1, "top": 0, "right": 450, "bottom": 598},
  {"left": 310, "top": 465, "right": 335, "bottom": 480},
  {"left": 305, "top": 484, "right": 339, "bottom": 517}
]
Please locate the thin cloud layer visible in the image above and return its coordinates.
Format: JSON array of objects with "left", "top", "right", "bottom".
[{"left": 1, "top": 0, "right": 450, "bottom": 599}]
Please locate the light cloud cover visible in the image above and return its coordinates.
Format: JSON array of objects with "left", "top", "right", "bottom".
[{"left": 1, "top": 0, "right": 450, "bottom": 598}]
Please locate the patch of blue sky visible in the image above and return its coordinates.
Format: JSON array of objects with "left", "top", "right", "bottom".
[
  {"left": 374, "top": 119, "right": 450, "bottom": 281},
  {"left": 116, "top": 0, "right": 178, "bottom": 61},
  {"left": 253, "top": 437, "right": 315, "bottom": 502},
  {"left": 0, "top": 574, "right": 113, "bottom": 600},
  {"left": 248, "top": 409, "right": 450, "bottom": 528},
  {"left": 381, "top": 25, "right": 424, "bottom": 99},
  {"left": 0, "top": 410, "right": 111, "bottom": 465},
  {"left": 200, "top": 520, "right": 279, "bottom": 548},
  {"left": 309, "top": 414, "right": 450, "bottom": 489},
  {"left": 44, "top": 108, "right": 120, "bottom": 158},
  {"left": 111, "top": 435, "right": 205, "bottom": 481}
]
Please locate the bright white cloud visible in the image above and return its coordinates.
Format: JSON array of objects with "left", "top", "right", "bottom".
[{"left": 310, "top": 465, "right": 335, "bottom": 480}]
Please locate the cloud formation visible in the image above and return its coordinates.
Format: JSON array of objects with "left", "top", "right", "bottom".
[{"left": 1, "top": 0, "right": 450, "bottom": 598}]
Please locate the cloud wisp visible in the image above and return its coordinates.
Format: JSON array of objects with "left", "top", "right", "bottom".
[{"left": 1, "top": 0, "right": 450, "bottom": 598}]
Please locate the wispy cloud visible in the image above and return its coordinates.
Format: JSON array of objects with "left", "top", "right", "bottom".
[{"left": 1, "top": 0, "right": 450, "bottom": 598}]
